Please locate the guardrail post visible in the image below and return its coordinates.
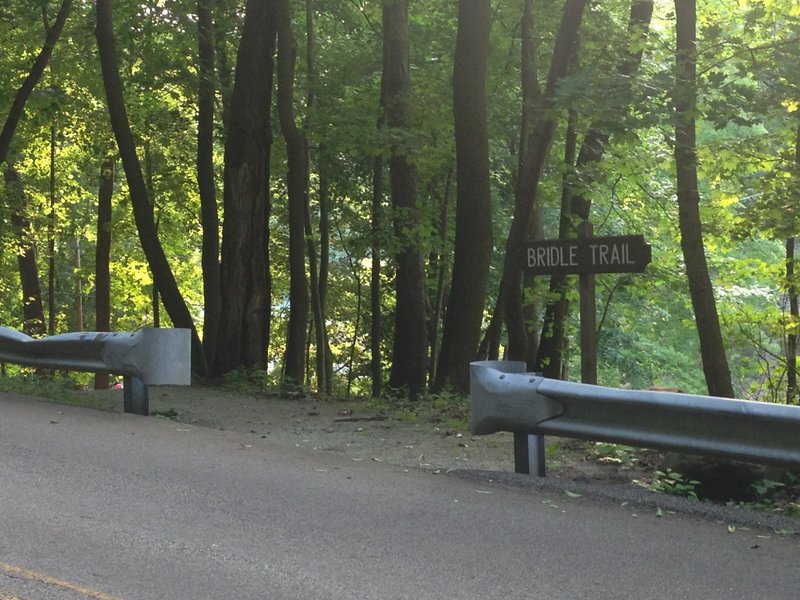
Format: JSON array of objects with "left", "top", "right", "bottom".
[
  {"left": 514, "top": 433, "right": 546, "bottom": 477},
  {"left": 123, "top": 375, "right": 149, "bottom": 416}
]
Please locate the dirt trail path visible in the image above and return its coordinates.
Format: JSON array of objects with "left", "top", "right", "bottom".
[{"left": 146, "top": 385, "right": 518, "bottom": 473}]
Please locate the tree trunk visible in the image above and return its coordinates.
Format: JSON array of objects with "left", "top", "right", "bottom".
[
  {"left": 787, "top": 123, "right": 799, "bottom": 404},
  {"left": 383, "top": 0, "right": 428, "bottom": 397},
  {"left": 94, "top": 157, "right": 114, "bottom": 390},
  {"left": 787, "top": 237, "right": 798, "bottom": 404},
  {"left": 143, "top": 146, "right": 161, "bottom": 329},
  {"left": 4, "top": 166, "right": 46, "bottom": 337},
  {"left": 216, "top": 0, "right": 278, "bottom": 375},
  {"left": 305, "top": 200, "right": 327, "bottom": 392},
  {"left": 48, "top": 124, "right": 57, "bottom": 336},
  {"left": 673, "top": 0, "right": 734, "bottom": 398},
  {"left": 0, "top": 0, "right": 72, "bottom": 164},
  {"left": 339, "top": 234, "right": 364, "bottom": 397},
  {"left": 304, "top": 0, "right": 331, "bottom": 394},
  {"left": 434, "top": 0, "right": 492, "bottom": 395},
  {"left": 197, "top": 0, "right": 221, "bottom": 371},
  {"left": 370, "top": 152, "right": 384, "bottom": 397},
  {"left": 535, "top": 0, "right": 654, "bottom": 379},
  {"left": 497, "top": 0, "right": 587, "bottom": 363},
  {"left": 578, "top": 222, "right": 597, "bottom": 384},
  {"left": 317, "top": 160, "right": 333, "bottom": 392},
  {"left": 277, "top": 0, "right": 310, "bottom": 385},
  {"left": 428, "top": 171, "right": 453, "bottom": 385},
  {"left": 519, "top": 0, "right": 545, "bottom": 367},
  {"left": 95, "top": 0, "right": 205, "bottom": 373},
  {"left": 478, "top": 286, "right": 505, "bottom": 361},
  {"left": 480, "top": 0, "right": 538, "bottom": 365},
  {"left": 74, "top": 238, "right": 84, "bottom": 331},
  {"left": 371, "top": 17, "right": 388, "bottom": 398}
]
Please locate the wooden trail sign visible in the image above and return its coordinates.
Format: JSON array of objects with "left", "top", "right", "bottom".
[{"left": 519, "top": 235, "right": 651, "bottom": 275}]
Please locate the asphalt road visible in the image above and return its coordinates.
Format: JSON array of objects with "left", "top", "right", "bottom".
[{"left": 1, "top": 392, "right": 798, "bottom": 599}]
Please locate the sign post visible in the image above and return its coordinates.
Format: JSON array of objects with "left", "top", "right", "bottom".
[
  {"left": 514, "top": 232, "right": 651, "bottom": 476},
  {"left": 578, "top": 222, "right": 597, "bottom": 384}
]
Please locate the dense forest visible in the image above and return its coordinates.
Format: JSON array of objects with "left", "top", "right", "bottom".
[{"left": 0, "top": 0, "right": 797, "bottom": 402}]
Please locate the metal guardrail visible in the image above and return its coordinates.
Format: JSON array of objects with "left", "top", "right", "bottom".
[
  {"left": 0, "top": 327, "right": 191, "bottom": 415},
  {"left": 470, "top": 360, "right": 800, "bottom": 476}
]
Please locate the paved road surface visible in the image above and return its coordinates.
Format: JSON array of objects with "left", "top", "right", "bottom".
[{"left": 1, "top": 392, "right": 798, "bottom": 599}]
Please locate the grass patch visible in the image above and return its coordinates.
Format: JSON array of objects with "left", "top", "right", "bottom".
[
  {"left": 360, "top": 388, "right": 471, "bottom": 431},
  {"left": 151, "top": 408, "right": 179, "bottom": 420},
  {"left": 0, "top": 371, "right": 110, "bottom": 408}
]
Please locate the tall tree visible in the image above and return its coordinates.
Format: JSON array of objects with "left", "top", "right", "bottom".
[
  {"left": 95, "top": 0, "right": 205, "bottom": 372},
  {"left": 434, "top": 0, "right": 492, "bottom": 394},
  {"left": 673, "top": 0, "right": 733, "bottom": 397},
  {"left": 304, "top": 0, "right": 332, "bottom": 394},
  {"left": 383, "top": 0, "right": 428, "bottom": 396},
  {"left": 479, "top": 0, "right": 540, "bottom": 363},
  {"left": 216, "top": 0, "right": 278, "bottom": 374},
  {"left": 497, "top": 0, "right": 588, "bottom": 363},
  {"left": 197, "top": 0, "right": 221, "bottom": 371},
  {"left": 277, "top": 0, "right": 310, "bottom": 385},
  {"left": 371, "top": 5, "right": 388, "bottom": 398},
  {"left": 535, "top": 0, "right": 654, "bottom": 379}
]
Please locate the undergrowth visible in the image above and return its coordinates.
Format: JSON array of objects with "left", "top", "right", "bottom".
[
  {"left": 0, "top": 369, "right": 104, "bottom": 407},
  {"left": 367, "top": 388, "right": 472, "bottom": 432}
]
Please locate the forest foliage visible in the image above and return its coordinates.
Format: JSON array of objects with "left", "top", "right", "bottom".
[{"left": 0, "top": 0, "right": 798, "bottom": 403}]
